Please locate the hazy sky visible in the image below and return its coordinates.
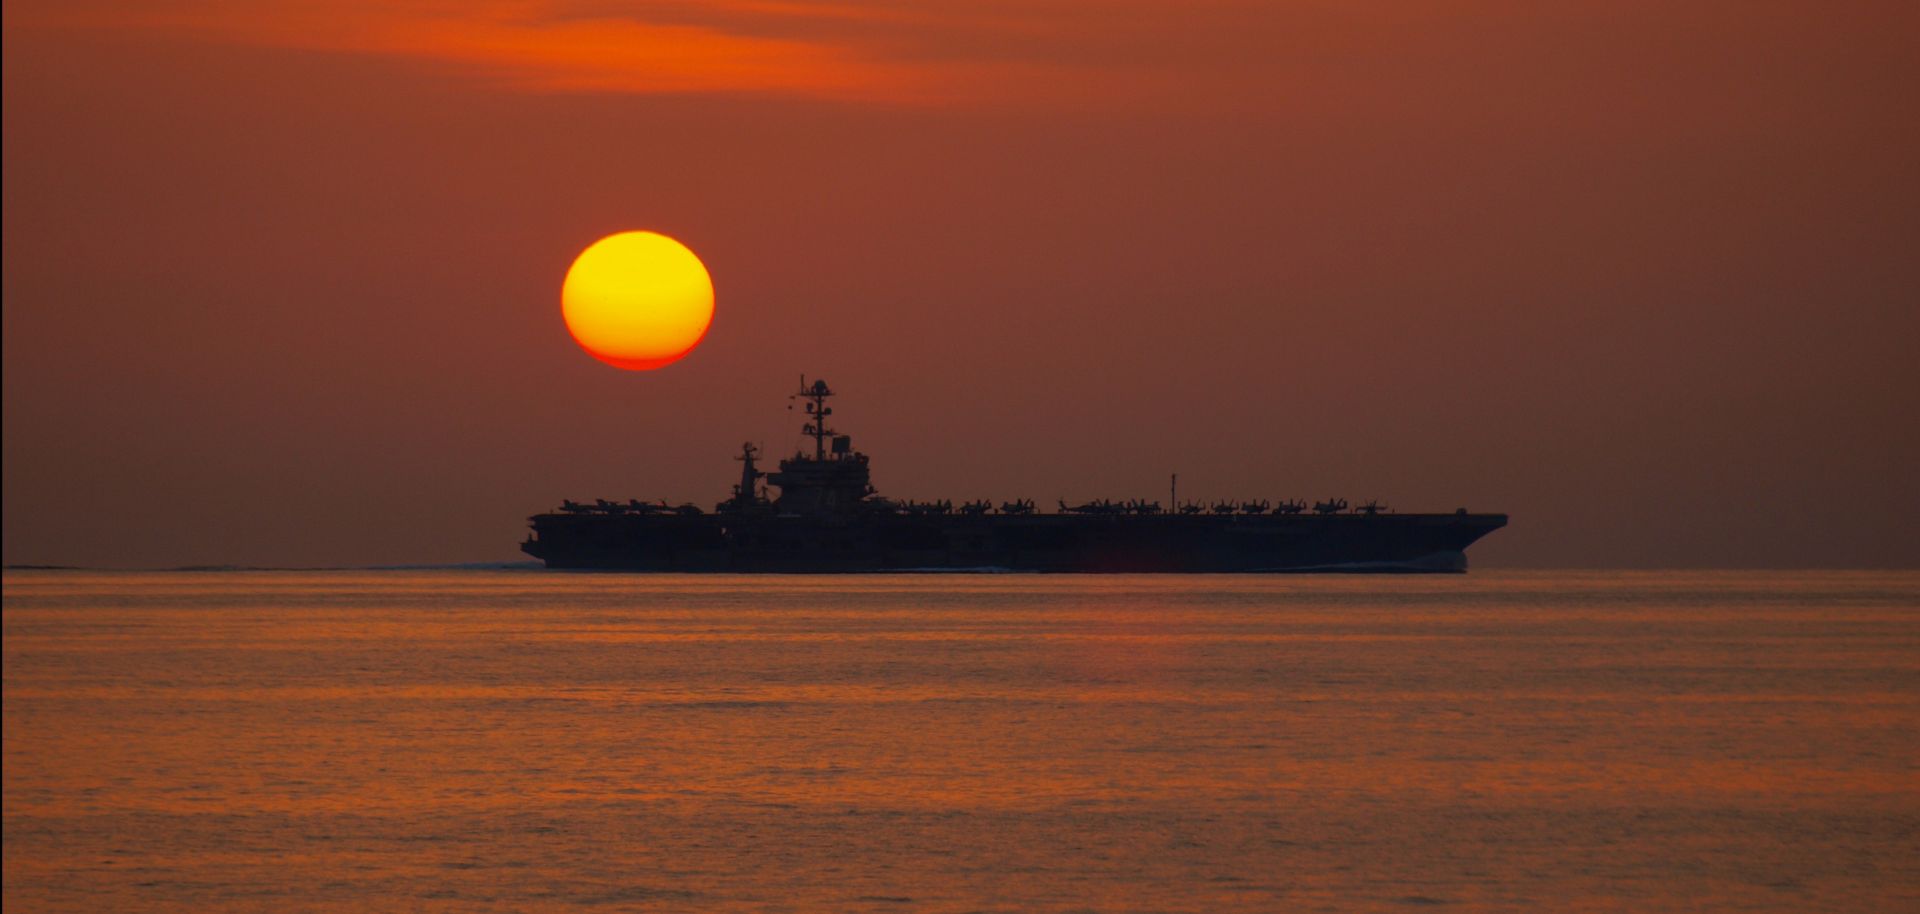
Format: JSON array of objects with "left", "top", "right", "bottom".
[{"left": 5, "top": 1, "right": 1917, "bottom": 568}]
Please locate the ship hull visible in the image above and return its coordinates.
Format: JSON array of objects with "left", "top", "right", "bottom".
[{"left": 521, "top": 512, "right": 1508, "bottom": 573}]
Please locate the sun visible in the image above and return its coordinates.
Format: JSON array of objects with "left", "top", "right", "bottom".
[{"left": 561, "top": 231, "right": 714, "bottom": 371}]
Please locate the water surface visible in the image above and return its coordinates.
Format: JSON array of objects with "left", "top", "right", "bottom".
[{"left": 5, "top": 570, "right": 1917, "bottom": 911}]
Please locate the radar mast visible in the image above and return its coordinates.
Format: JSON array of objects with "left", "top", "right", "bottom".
[{"left": 794, "top": 376, "right": 835, "bottom": 460}]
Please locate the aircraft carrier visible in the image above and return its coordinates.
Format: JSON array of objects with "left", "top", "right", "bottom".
[{"left": 521, "top": 378, "right": 1507, "bottom": 572}]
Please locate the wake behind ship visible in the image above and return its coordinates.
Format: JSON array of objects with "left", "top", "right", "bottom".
[{"left": 522, "top": 379, "right": 1507, "bottom": 572}]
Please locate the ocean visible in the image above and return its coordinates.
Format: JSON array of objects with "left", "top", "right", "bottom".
[{"left": 3, "top": 570, "right": 1916, "bottom": 912}]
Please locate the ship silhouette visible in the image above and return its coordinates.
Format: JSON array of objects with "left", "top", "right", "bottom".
[{"left": 522, "top": 378, "right": 1507, "bottom": 572}]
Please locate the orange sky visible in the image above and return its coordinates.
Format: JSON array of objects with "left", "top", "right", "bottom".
[{"left": 4, "top": 1, "right": 1917, "bottom": 567}]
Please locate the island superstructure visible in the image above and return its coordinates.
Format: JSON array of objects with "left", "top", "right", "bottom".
[{"left": 521, "top": 378, "right": 1507, "bottom": 572}]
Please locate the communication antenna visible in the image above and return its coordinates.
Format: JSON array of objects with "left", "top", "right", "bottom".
[{"left": 792, "top": 375, "right": 835, "bottom": 460}]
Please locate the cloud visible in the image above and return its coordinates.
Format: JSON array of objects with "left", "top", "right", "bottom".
[{"left": 10, "top": 0, "right": 1160, "bottom": 105}]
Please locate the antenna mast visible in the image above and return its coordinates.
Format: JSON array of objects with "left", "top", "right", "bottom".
[{"left": 794, "top": 376, "right": 835, "bottom": 460}]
